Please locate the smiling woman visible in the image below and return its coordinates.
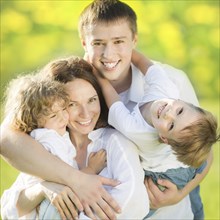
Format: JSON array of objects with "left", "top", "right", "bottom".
[{"left": 1, "top": 56, "right": 149, "bottom": 220}]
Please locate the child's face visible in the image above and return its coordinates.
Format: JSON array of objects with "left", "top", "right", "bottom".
[
  {"left": 64, "top": 78, "right": 101, "bottom": 136},
  {"left": 81, "top": 19, "right": 137, "bottom": 82},
  {"left": 41, "top": 100, "right": 69, "bottom": 136},
  {"left": 150, "top": 99, "right": 201, "bottom": 143}
]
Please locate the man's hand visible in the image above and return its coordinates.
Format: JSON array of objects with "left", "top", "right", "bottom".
[
  {"left": 41, "top": 181, "right": 82, "bottom": 220},
  {"left": 144, "top": 177, "right": 182, "bottom": 209},
  {"left": 72, "top": 173, "right": 121, "bottom": 220}
]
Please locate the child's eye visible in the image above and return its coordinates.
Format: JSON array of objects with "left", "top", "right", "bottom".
[
  {"left": 49, "top": 114, "right": 56, "bottom": 119},
  {"left": 169, "top": 122, "right": 174, "bottom": 131},
  {"left": 178, "top": 108, "right": 183, "bottom": 115},
  {"left": 69, "top": 102, "right": 77, "bottom": 107},
  {"left": 92, "top": 41, "right": 102, "bottom": 46}
]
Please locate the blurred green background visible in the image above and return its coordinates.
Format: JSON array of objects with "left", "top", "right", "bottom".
[{"left": 0, "top": 0, "right": 219, "bottom": 219}]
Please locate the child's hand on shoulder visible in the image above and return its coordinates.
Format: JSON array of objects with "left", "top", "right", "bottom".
[{"left": 87, "top": 149, "right": 107, "bottom": 174}]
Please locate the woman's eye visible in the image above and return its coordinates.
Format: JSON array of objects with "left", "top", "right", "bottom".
[{"left": 89, "top": 97, "right": 97, "bottom": 103}]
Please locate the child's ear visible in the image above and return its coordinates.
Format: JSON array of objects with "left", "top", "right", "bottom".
[
  {"left": 159, "top": 135, "right": 168, "bottom": 144},
  {"left": 81, "top": 39, "right": 87, "bottom": 52}
]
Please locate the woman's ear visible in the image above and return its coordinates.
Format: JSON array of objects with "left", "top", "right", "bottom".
[{"left": 159, "top": 134, "right": 168, "bottom": 144}]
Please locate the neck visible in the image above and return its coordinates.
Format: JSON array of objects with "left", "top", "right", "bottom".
[
  {"left": 69, "top": 130, "right": 91, "bottom": 170},
  {"left": 69, "top": 131, "right": 90, "bottom": 150},
  {"left": 111, "top": 66, "right": 132, "bottom": 93},
  {"left": 140, "top": 102, "right": 153, "bottom": 126}
]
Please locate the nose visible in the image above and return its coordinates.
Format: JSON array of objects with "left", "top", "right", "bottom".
[
  {"left": 164, "top": 108, "right": 175, "bottom": 120},
  {"left": 79, "top": 105, "right": 90, "bottom": 118},
  {"left": 102, "top": 43, "right": 114, "bottom": 59}
]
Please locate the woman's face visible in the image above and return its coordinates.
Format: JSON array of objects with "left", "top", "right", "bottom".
[{"left": 64, "top": 78, "right": 101, "bottom": 135}]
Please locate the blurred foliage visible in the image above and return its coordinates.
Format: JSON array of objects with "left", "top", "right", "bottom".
[
  {"left": 0, "top": 0, "right": 219, "bottom": 103},
  {"left": 0, "top": 1, "right": 219, "bottom": 219}
]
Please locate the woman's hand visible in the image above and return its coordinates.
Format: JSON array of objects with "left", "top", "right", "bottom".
[
  {"left": 40, "top": 181, "right": 81, "bottom": 220},
  {"left": 144, "top": 177, "right": 182, "bottom": 209}
]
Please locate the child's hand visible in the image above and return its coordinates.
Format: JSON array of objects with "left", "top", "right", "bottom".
[{"left": 87, "top": 149, "right": 107, "bottom": 174}]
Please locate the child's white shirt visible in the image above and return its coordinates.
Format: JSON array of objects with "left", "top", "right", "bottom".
[
  {"left": 109, "top": 64, "right": 188, "bottom": 172},
  {"left": 0, "top": 128, "right": 77, "bottom": 220}
]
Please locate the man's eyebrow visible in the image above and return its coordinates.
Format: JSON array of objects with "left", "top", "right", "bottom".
[{"left": 93, "top": 36, "right": 127, "bottom": 41}]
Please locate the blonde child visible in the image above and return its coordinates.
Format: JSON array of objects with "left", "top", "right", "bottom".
[{"left": 2, "top": 74, "right": 106, "bottom": 219}]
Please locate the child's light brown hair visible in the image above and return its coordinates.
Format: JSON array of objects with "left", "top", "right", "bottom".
[
  {"left": 167, "top": 104, "right": 219, "bottom": 168},
  {"left": 4, "top": 74, "right": 69, "bottom": 133}
]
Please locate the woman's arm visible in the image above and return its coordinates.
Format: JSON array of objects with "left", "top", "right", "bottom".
[
  {"left": 145, "top": 150, "right": 213, "bottom": 208},
  {"left": 0, "top": 120, "right": 121, "bottom": 220}
]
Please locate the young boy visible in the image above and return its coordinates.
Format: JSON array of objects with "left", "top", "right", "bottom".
[
  {"left": 94, "top": 50, "right": 219, "bottom": 216},
  {"left": 1, "top": 74, "right": 107, "bottom": 219}
]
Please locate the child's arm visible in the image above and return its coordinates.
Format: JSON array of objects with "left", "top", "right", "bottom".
[
  {"left": 93, "top": 69, "right": 120, "bottom": 109},
  {"left": 131, "top": 50, "right": 153, "bottom": 75},
  {"left": 81, "top": 149, "right": 107, "bottom": 174}
]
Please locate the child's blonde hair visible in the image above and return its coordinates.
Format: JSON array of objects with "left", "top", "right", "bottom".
[
  {"left": 167, "top": 104, "right": 219, "bottom": 168},
  {"left": 4, "top": 74, "right": 69, "bottom": 133}
]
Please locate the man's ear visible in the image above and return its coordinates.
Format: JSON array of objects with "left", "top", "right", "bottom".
[
  {"left": 159, "top": 134, "right": 168, "bottom": 144},
  {"left": 132, "top": 34, "right": 138, "bottom": 48}
]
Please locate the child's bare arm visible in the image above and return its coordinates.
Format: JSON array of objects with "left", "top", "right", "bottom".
[
  {"left": 131, "top": 50, "right": 153, "bottom": 75},
  {"left": 93, "top": 68, "right": 120, "bottom": 108},
  {"left": 82, "top": 149, "right": 107, "bottom": 174}
]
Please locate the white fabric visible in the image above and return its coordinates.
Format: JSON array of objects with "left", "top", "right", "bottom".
[
  {"left": 148, "top": 195, "right": 193, "bottom": 219},
  {"left": 31, "top": 129, "right": 78, "bottom": 168},
  {"left": 118, "top": 62, "right": 197, "bottom": 218},
  {"left": 109, "top": 64, "right": 187, "bottom": 172},
  {"left": 0, "top": 129, "right": 77, "bottom": 220},
  {"left": 1, "top": 128, "right": 149, "bottom": 220},
  {"left": 80, "top": 128, "right": 149, "bottom": 219}
]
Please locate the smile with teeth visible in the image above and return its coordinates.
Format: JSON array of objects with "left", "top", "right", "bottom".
[
  {"left": 157, "top": 104, "right": 167, "bottom": 118},
  {"left": 102, "top": 61, "right": 119, "bottom": 69},
  {"left": 78, "top": 120, "right": 92, "bottom": 126}
]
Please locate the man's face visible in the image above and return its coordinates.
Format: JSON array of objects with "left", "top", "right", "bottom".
[{"left": 82, "top": 19, "right": 137, "bottom": 83}]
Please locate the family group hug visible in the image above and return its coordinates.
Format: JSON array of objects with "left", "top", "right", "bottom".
[{"left": 1, "top": 1, "right": 219, "bottom": 220}]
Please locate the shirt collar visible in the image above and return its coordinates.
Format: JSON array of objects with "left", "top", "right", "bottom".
[{"left": 88, "top": 128, "right": 105, "bottom": 142}]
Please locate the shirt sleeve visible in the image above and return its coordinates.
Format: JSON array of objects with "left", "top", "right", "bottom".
[
  {"left": 104, "top": 130, "right": 149, "bottom": 219},
  {"left": 157, "top": 63, "right": 200, "bottom": 106},
  {"left": 0, "top": 174, "right": 37, "bottom": 220},
  {"left": 108, "top": 101, "right": 156, "bottom": 149},
  {"left": 143, "top": 64, "right": 180, "bottom": 103}
]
